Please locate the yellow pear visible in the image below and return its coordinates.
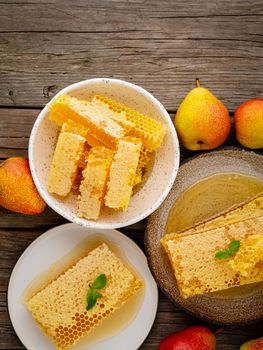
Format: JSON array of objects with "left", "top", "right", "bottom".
[
  {"left": 174, "top": 79, "right": 231, "bottom": 150},
  {"left": 240, "top": 337, "right": 263, "bottom": 349}
]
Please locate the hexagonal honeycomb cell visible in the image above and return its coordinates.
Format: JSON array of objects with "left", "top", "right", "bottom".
[
  {"left": 161, "top": 214, "right": 263, "bottom": 299},
  {"left": 49, "top": 95, "right": 124, "bottom": 149},
  {"left": 78, "top": 146, "right": 114, "bottom": 220},
  {"left": 26, "top": 243, "right": 142, "bottom": 350},
  {"left": 229, "top": 234, "right": 263, "bottom": 278},
  {"left": 105, "top": 137, "right": 142, "bottom": 210},
  {"left": 91, "top": 95, "right": 167, "bottom": 151},
  {"left": 62, "top": 121, "right": 104, "bottom": 148},
  {"left": 48, "top": 132, "right": 85, "bottom": 197}
]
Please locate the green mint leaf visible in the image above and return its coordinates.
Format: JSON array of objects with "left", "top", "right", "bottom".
[
  {"left": 215, "top": 250, "right": 231, "bottom": 260},
  {"left": 86, "top": 274, "right": 107, "bottom": 311},
  {"left": 86, "top": 289, "right": 103, "bottom": 311},
  {"left": 91, "top": 274, "right": 107, "bottom": 290},
  {"left": 229, "top": 240, "right": 241, "bottom": 256},
  {"left": 215, "top": 240, "right": 241, "bottom": 260}
]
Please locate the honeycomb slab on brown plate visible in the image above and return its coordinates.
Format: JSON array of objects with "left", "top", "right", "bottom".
[
  {"left": 161, "top": 204, "right": 263, "bottom": 298},
  {"left": 146, "top": 150, "right": 263, "bottom": 324}
]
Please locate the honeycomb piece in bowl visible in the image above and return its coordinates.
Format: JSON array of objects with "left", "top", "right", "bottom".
[
  {"left": 61, "top": 121, "right": 104, "bottom": 148},
  {"left": 71, "top": 143, "right": 91, "bottom": 193},
  {"left": 48, "top": 132, "right": 85, "bottom": 197},
  {"left": 91, "top": 95, "right": 167, "bottom": 151},
  {"left": 49, "top": 95, "right": 124, "bottom": 149},
  {"left": 105, "top": 137, "right": 142, "bottom": 210},
  {"left": 133, "top": 168, "right": 142, "bottom": 187},
  {"left": 26, "top": 243, "right": 142, "bottom": 350},
  {"left": 138, "top": 147, "right": 153, "bottom": 170},
  {"left": 78, "top": 146, "right": 114, "bottom": 220}
]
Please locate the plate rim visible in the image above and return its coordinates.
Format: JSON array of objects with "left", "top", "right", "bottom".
[
  {"left": 145, "top": 148, "right": 263, "bottom": 325},
  {"left": 8, "top": 223, "right": 159, "bottom": 350}
]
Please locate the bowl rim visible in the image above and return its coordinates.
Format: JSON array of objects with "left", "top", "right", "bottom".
[
  {"left": 29, "top": 77, "right": 180, "bottom": 229},
  {"left": 145, "top": 148, "right": 263, "bottom": 325}
]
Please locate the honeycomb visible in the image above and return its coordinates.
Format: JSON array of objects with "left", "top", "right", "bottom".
[
  {"left": 61, "top": 121, "right": 88, "bottom": 139},
  {"left": 49, "top": 95, "right": 124, "bottom": 149},
  {"left": 62, "top": 121, "right": 104, "bottom": 148},
  {"left": 133, "top": 148, "right": 153, "bottom": 187},
  {"left": 71, "top": 143, "right": 90, "bottom": 193},
  {"left": 92, "top": 95, "right": 167, "bottom": 151},
  {"left": 163, "top": 194, "right": 263, "bottom": 242},
  {"left": 47, "top": 93, "right": 166, "bottom": 219},
  {"left": 62, "top": 121, "right": 152, "bottom": 188},
  {"left": 229, "top": 234, "right": 263, "bottom": 278},
  {"left": 26, "top": 243, "right": 142, "bottom": 350},
  {"left": 78, "top": 146, "right": 113, "bottom": 220},
  {"left": 138, "top": 147, "right": 153, "bottom": 170},
  {"left": 48, "top": 132, "right": 85, "bottom": 197},
  {"left": 162, "top": 215, "right": 263, "bottom": 298},
  {"left": 133, "top": 168, "right": 142, "bottom": 187},
  {"left": 105, "top": 137, "right": 142, "bottom": 210}
]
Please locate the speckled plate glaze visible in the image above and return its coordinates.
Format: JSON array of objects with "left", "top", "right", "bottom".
[
  {"left": 146, "top": 149, "right": 263, "bottom": 325},
  {"left": 29, "top": 78, "right": 179, "bottom": 229}
]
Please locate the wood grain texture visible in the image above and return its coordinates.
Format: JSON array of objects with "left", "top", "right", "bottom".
[
  {"left": 0, "top": 0, "right": 263, "bottom": 109},
  {"left": 1, "top": 0, "right": 263, "bottom": 349}
]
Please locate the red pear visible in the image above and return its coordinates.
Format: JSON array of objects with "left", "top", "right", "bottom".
[
  {"left": 157, "top": 325, "right": 216, "bottom": 350},
  {"left": 0, "top": 157, "right": 46, "bottom": 215}
]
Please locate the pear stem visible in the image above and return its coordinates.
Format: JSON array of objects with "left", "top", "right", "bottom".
[
  {"left": 214, "top": 327, "right": 223, "bottom": 335},
  {"left": 195, "top": 78, "right": 201, "bottom": 88}
]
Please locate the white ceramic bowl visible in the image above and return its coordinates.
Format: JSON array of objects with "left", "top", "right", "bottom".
[{"left": 29, "top": 78, "right": 180, "bottom": 229}]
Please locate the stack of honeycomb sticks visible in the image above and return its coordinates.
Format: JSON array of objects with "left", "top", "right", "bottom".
[{"left": 47, "top": 94, "right": 167, "bottom": 220}]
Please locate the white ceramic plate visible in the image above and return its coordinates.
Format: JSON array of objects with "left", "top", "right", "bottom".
[{"left": 8, "top": 224, "right": 158, "bottom": 350}]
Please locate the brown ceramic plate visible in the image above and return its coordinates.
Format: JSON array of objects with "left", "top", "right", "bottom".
[{"left": 145, "top": 149, "right": 263, "bottom": 325}]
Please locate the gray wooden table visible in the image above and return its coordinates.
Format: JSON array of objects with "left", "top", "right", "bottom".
[{"left": 0, "top": 1, "right": 263, "bottom": 349}]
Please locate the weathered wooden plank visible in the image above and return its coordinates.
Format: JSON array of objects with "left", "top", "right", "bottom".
[
  {"left": 0, "top": 4, "right": 263, "bottom": 109},
  {"left": 0, "top": 206, "right": 147, "bottom": 229},
  {"left": 0, "top": 227, "right": 146, "bottom": 270},
  {"left": 1, "top": 34, "right": 262, "bottom": 109},
  {"left": 0, "top": 109, "right": 37, "bottom": 137},
  {"left": 0, "top": 229, "right": 49, "bottom": 271},
  {"left": 1, "top": 0, "right": 263, "bottom": 33},
  {"left": 0, "top": 192, "right": 40, "bottom": 227},
  {"left": 0, "top": 108, "right": 36, "bottom": 157}
]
